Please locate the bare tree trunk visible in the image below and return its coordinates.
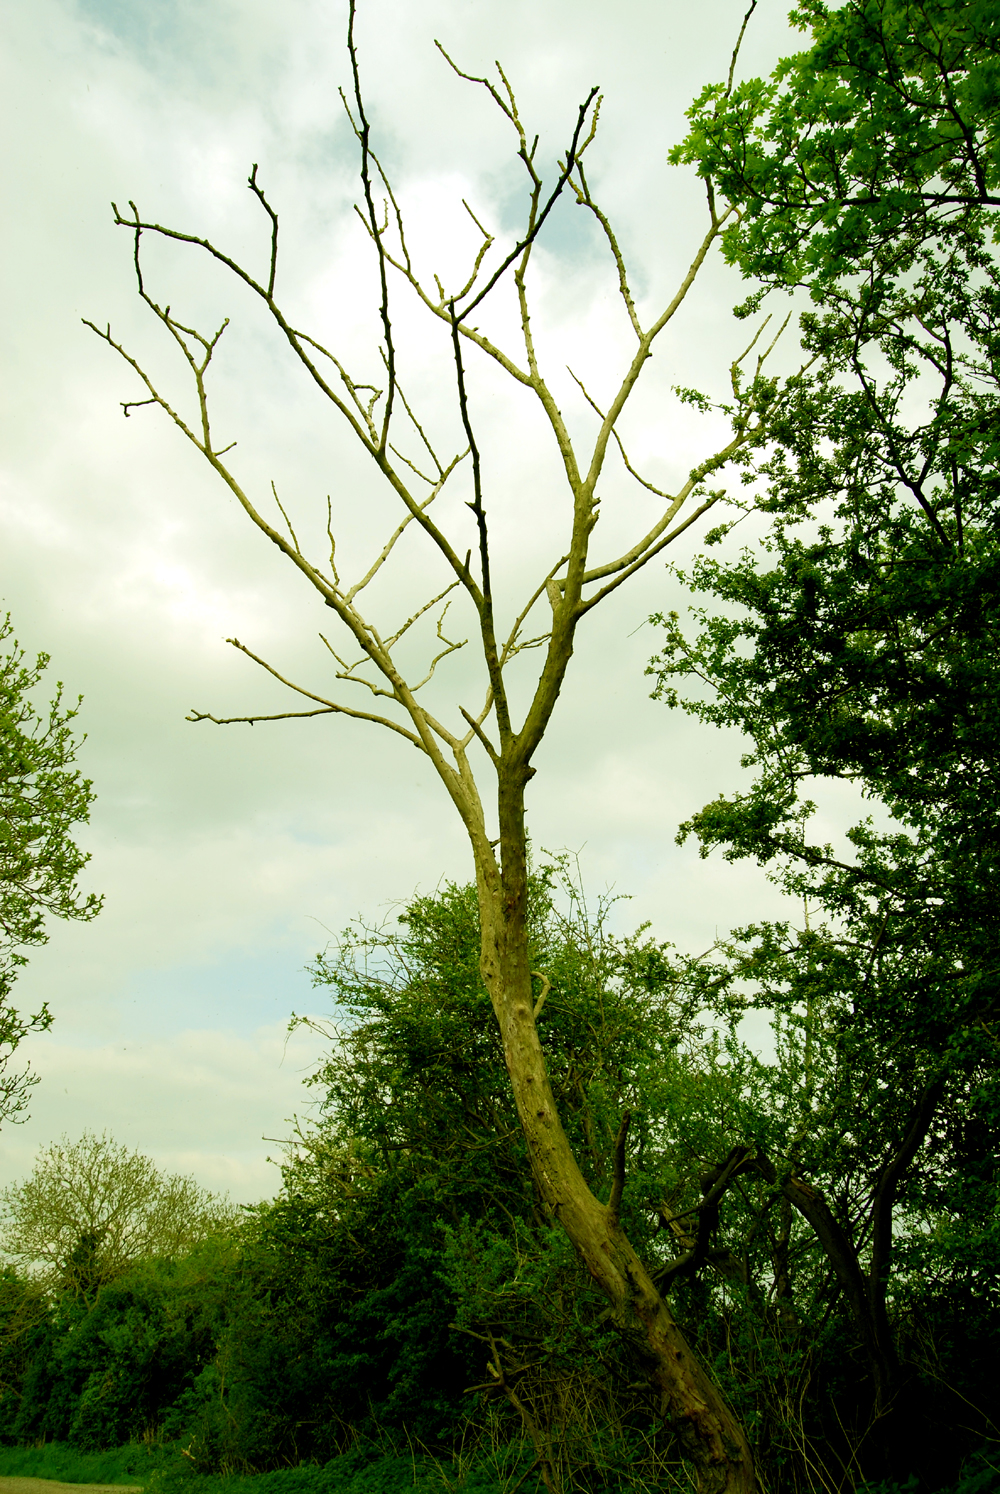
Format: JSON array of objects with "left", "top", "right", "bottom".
[{"left": 472, "top": 780, "right": 755, "bottom": 1494}]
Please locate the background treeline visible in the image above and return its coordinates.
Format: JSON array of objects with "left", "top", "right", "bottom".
[{"left": 0, "top": 869, "right": 996, "bottom": 1494}]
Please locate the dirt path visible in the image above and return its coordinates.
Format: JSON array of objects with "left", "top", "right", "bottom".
[{"left": 0, "top": 1481, "right": 143, "bottom": 1494}]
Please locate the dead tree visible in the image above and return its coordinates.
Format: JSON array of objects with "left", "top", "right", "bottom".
[{"left": 87, "top": 7, "right": 802, "bottom": 1488}]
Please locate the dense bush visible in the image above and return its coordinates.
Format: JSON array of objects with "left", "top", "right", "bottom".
[
  {"left": 0, "top": 873, "right": 994, "bottom": 1493},
  {"left": 0, "top": 1237, "right": 236, "bottom": 1448}
]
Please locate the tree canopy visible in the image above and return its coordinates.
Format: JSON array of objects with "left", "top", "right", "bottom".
[
  {"left": 649, "top": 0, "right": 1000, "bottom": 1475},
  {"left": 0, "top": 1131, "right": 238, "bottom": 1297},
  {"left": 0, "top": 615, "right": 102, "bottom": 1125},
  {"left": 653, "top": 0, "right": 1000, "bottom": 1085},
  {"left": 672, "top": 0, "right": 1000, "bottom": 288}
]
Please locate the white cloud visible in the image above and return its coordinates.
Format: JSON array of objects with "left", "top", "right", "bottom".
[
  {"left": 0, "top": 1021, "right": 329, "bottom": 1203},
  {"left": 1, "top": 0, "right": 803, "bottom": 1198}
]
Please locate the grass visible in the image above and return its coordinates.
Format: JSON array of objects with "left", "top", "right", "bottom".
[
  {"left": 0, "top": 1443, "right": 152, "bottom": 1485},
  {"left": 1, "top": 1440, "right": 995, "bottom": 1494},
  {"left": 0, "top": 1441, "right": 549, "bottom": 1494}
]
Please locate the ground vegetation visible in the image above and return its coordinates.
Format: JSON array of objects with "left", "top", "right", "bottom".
[{"left": 0, "top": 878, "right": 994, "bottom": 1492}]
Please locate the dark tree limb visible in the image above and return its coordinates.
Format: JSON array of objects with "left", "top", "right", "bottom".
[
  {"left": 607, "top": 1110, "right": 631, "bottom": 1226},
  {"left": 654, "top": 1144, "right": 755, "bottom": 1289}
]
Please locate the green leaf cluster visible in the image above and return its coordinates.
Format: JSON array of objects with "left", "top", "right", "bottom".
[
  {"left": 650, "top": 0, "right": 1000, "bottom": 1480},
  {"left": 0, "top": 614, "right": 102, "bottom": 1124},
  {"left": 0, "top": 614, "right": 101, "bottom": 994},
  {"left": 672, "top": 0, "right": 1000, "bottom": 290}
]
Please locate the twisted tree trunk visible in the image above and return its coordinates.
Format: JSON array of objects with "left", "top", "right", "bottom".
[{"left": 471, "top": 779, "right": 755, "bottom": 1494}]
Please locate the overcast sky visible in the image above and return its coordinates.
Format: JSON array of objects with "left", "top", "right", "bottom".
[{"left": 1, "top": 0, "right": 808, "bottom": 1204}]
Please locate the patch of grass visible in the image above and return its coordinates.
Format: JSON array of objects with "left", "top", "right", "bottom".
[
  {"left": 0, "top": 1442, "right": 162, "bottom": 1485},
  {"left": 0, "top": 1443, "right": 548, "bottom": 1494},
  {"left": 146, "top": 1446, "right": 546, "bottom": 1494}
]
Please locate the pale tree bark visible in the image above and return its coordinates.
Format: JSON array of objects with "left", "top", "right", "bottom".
[{"left": 85, "top": 6, "right": 803, "bottom": 1487}]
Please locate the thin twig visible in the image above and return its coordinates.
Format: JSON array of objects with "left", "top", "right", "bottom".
[
  {"left": 725, "top": 1, "right": 758, "bottom": 101},
  {"left": 271, "top": 481, "right": 301, "bottom": 554}
]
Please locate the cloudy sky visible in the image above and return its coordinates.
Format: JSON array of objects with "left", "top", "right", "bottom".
[{"left": 1, "top": 0, "right": 806, "bottom": 1204}]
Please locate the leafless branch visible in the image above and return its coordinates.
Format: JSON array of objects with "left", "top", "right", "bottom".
[
  {"left": 434, "top": 199, "right": 496, "bottom": 305},
  {"left": 432, "top": 46, "right": 600, "bottom": 323},
  {"left": 247, "top": 163, "right": 279, "bottom": 299},
  {"left": 346, "top": 471, "right": 463, "bottom": 604},
  {"left": 570, "top": 162, "right": 643, "bottom": 339},
  {"left": 324, "top": 497, "right": 340, "bottom": 587},
  {"left": 568, "top": 368, "right": 675, "bottom": 499},
  {"left": 271, "top": 481, "right": 301, "bottom": 555},
  {"left": 407, "top": 600, "right": 468, "bottom": 691},
  {"left": 347, "top": 0, "right": 396, "bottom": 454},
  {"left": 460, "top": 706, "right": 500, "bottom": 766},
  {"left": 191, "top": 636, "right": 425, "bottom": 748},
  {"left": 500, "top": 558, "right": 567, "bottom": 665},
  {"left": 725, "top": 1, "right": 759, "bottom": 101},
  {"left": 383, "top": 583, "right": 462, "bottom": 651}
]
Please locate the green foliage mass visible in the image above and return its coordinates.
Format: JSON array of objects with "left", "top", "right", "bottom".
[
  {"left": 0, "top": 1239, "right": 236, "bottom": 1450},
  {"left": 0, "top": 614, "right": 101, "bottom": 984},
  {"left": 671, "top": 0, "right": 1000, "bottom": 287},
  {"left": 0, "top": 613, "right": 102, "bottom": 1122},
  {"left": 0, "top": 871, "right": 994, "bottom": 1492},
  {"left": 0, "top": 1131, "right": 239, "bottom": 1297},
  {"left": 647, "top": 0, "right": 1000, "bottom": 1484}
]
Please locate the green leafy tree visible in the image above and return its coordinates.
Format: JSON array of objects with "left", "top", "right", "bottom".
[
  {"left": 0, "top": 614, "right": 102, "bottom": 1123},
  {"left": 643, "top": 917, "right": 1000, "bottom": 1489},
  {"left": 298, "top": 867, "right": 711, "bottom": 1222},
  {"left": 0, "top": 1131, "right": 238, "bottom": 1297},
  {"left": 671, "top": 0, "right": 999, "bottom": 289},
  {"left": 648, "top": 0, "right": 1000, "bottom": 1479}
]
